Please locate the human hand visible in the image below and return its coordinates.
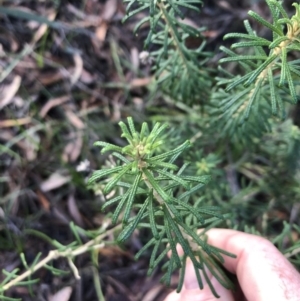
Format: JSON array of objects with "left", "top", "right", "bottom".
[{"left": 164, "top": 229, "right": 300, "bottom": 301}]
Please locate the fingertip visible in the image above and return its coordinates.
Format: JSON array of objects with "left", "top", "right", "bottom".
[{"left": 163, "top": 291, "right": 181, "bottom": 301}]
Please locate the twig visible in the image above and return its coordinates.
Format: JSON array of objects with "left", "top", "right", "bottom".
[{"left": 1, "top": 224, "right": 121, "bottom": 292}]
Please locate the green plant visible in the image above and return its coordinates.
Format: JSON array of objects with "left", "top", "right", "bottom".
[
  {"left": 87, "top": 0, "right": 300, "bottom": 296},
  {"left": 88, "top": 117, "right": 235, "bottom": 296},
  {"left": 0, "top": 223, "right": 121, "bottom": 301},
  {"left": 123, "top": 0, "right": 212, "bottom": 104},
  {"left": 213, "top": 0, "right": 300, "bottom": 141},
  {"left": 1, "top": 0, "right": 300, "bottom": 300}
]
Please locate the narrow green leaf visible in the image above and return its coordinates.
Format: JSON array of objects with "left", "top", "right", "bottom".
[
  {"left": 248, "top": 10, "right": 283, "bottom": 36},
  {"left": 123, "top": 172, "right": 142, "bottom": 222},
  {"left": 245, "top": 54, "right": 277, "bottom": 86},
  {"left": 179, "top": 182, "right": 206, "bottom": 200},
  {"left": 164, "top": 206, "right": 194, "bottom": 260},
  {"left": 125, "top": 4, "right": 150, "bottom": 19},
  {"left": 112, "top": 189, "right": 131, "bottom": 224},
  {"left": 44, "top": 264, "right": 70, "bottom": 275},
  {"left": 161, "top": 256, "right": 176, "bottom": 286},
  {"left": 150, "top": 161, "right": 178, "bottom": 170},
  {"left": 1, "top": 268, "right": 20, "bottom": 285},
  {"left": 118, "top": 121, "right": 133, "bottom": 143},
  {"left": 268, "top": 67, "right": 278, "bottom": 114},
  {"left": 224, "top": 33, "right": 270, "bottom": 42},
  {"left": 151, "top": 242, "right": 170, "bottom": 269},
  {"left": 140, "top": 122, "right": 150, "bottom": 140},
  {"left": 102, "top": 195, "right": 123, "bottom": 211},
  {"left": 133, "top": 16, "right": 151, "bottom": 34},
  {"left": 231, "top": 41, "right": 270, "bottom": 49},
  {"left": 244, "top": 80, "right": 262, "bottom": 119},
  {"left": 148, "top": 123, "right": 169, "bottom": 146},
  {"left": 148, "top": 192, "right": 159, "bottom": 239},
  {"left": 157, "top": 169, "right": 189, "bottom": 189},
  {"left": 111, "top": 152, "right": 130, "bottom": 164},
  {"left": 220, "top": 55, "right": 268, "bottom": 64},
  {"left": 149, "top": 140, "right": 191, "bottom": 162},
  {"left": 149, "top": 232, "right": 164, "bottom": 268},
  {"left": 94, "top": 141, "right": 123, "bottom": 153},
  {"left": 143, "top": 168, "right": 171, "bottom": 202},
  {"left": 127, "top": 117, "right": 137, "bottom": 136},
  {"left": 104, "top": 163, "right": 134, "bottom": 194},
  {"left": 135, "top": 237, "right": 156, "bottom": 259},
  {"left": 176, "top": 254, "right": 187, "bottom": 293},
  {"left": 175, "top": 199, "right": 205, "bottom": 224},
  {"left": 197, "top": 255, "right": 220, "bottom": 297},
  {"left": 269, "top": 36, "right": 289, "bottom": 49},
  {"left": 88, "top": 166, "right": 123, "bottom": 184},
  {"left": 178, "top": 222, "right": 211, "bottom": 255},
  {"left": 164, "top": 214, "right": 182, "bottom": 268},
  {"left": 117, "top": 195, "right": 149, "bottom": 242},
  {"left": 181, "top": 175, "right": 211, "bottom": 183}
]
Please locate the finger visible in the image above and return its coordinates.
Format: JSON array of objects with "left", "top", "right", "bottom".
[
  {"left": 163, "top": 291, "right": 181, "bottom": 301},
  {"left": 206, "top": 229, "right": 300, "bottom": 301}
]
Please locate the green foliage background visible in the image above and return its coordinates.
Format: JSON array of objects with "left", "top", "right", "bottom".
[{"left": 0, "top": 0, "right": 300, "bottom": 300}]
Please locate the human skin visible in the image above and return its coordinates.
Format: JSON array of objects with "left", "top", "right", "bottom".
[{"left": 163, "top": 229, "right": 300, "bottom": 301}]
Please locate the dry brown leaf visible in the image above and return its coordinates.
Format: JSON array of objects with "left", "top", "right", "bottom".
[
  {"left": 141, "top": 285, "right": 164, "bottom": 301},
  {"left": 62, "top": 131, "right": 83, "bottom": 162},
  {"left": 203, "top": 30, "right": 219, "bottom": 38},
  {"left": 0, "top": 75, "right": 22, "bottom": 110},
  {"left": 39, "top": 71, "right": 65, "bottom": 85},
  {"left": 98, "top": 246, "right": 132, "bottom": 258},
  {"left": 52, "top": 207, "right": 71, "bottom": 225},
  {"left": 40, "top": 95, "right": 70, "bottom": 117},
  {"left": 95, "top": 22, "right": 108, "bottom": 41},
  {"left": 131, "top": 47, "right": 140, "bottom": 70},
  {"left": 67, "top": 195, "right": 84, "bottom": 227},
  {"left": 31, "top": 11, "right": 57, "bottom": 44},
  {"left": 21, "top": 138, "right": 40, "bottom": 161},
  {"left": 102, "top": 0, "right": 117, "bottom": 21},
  {"left": 218, "top": 1, "right": 232, "bottom": 10},
  {"left": 132, "top": 97, "right": 144, "bottom": 111},
  {"left": 67, "top": 3, "right": 102, "bottom": 26},
  {"left": 15, "top": 58, "right": 39, "bottom": 69},
  {"left": 0, "top": 207, "right": 5, "bottom": 219},
  {"left": 80, "top": 69, "right": 95, "bottom": 84},
  {"left": 130, "top": 77, "right": 152, "bottom": 89},
  {"left": 70, "top": 53, "right": 83, "bottom": 85},
  {"left": 2, "top": 130, "right": 39, "bottom": 161},
  {"left": 65, "top": 111, "right": 85, "bottom": 129},
  {"left": 72, "top": 18, "right": 102, "bottom": 28},
  {"left": 49, "top": 286, "right": 72, "bottom": 301},
  {"left": 95, "top": 0, "right": 117, "bottom": 41},
  {"left": 12, "top": 96, "right": 25, "bottom": 108},
  {"left": 36, "top": 190, "right": 51, "bottom": 211},
  {"left": 291, "top": 230, "right": 299, "bottom": 242},
  {"left": 0, "top": 44, "right": 5, "bottom": 57},
  {"left": 40, "top": 172, "right": 71, "bottom": 192},
  {"left": 0, "top": 34, "right": 18, "bottom": 52},
  {"left": 66, "top": 3, "right": 86, "bottom": 19},
  {"left": 0, "top": 117, "right": 31, "bottom": 128}
]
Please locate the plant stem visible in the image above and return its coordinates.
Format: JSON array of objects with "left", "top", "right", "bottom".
[{"left": 1, "top": 224, "right": 122, "bottom": 293}]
